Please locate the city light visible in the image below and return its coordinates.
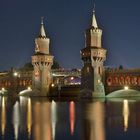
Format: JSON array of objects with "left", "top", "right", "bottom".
[
  {"left": 27, "top": 87, "right": 32, "bottom": 90},
  {"left": 51, "top": 83, "right": 55, "bottom": 87},
  {"left": 2, "top": 87, "right": 5, "bottom": 91},
  {"left": 1, "top": 87, "right": 7, "bottom": 95},
  {"left": 98, "top": 79, "right": 101, "bottom": 83},
  {"left": 70, "top": 77, "right": 74, "bottom": 80},
  {"left": 14, "top": 72, "right": 18, "bottom": 77},
  {"left": 124, "top": 86, "right": 129, "bottom": 90}
]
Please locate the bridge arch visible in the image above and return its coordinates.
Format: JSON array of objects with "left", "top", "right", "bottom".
[
  {"left": 63, "top": 76, "right": 81, "bottom": 86},
  {"left": 106, "top": 89, "right": 140, "bottom": 98}
]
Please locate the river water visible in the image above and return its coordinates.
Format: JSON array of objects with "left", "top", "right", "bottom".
[{"left": 0, "top": 96, "right": 140, "bottom": 140}]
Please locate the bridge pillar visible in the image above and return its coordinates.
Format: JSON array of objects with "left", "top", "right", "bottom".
[{"left": 81, "top": 9, "right": 106, "bottom": 98}]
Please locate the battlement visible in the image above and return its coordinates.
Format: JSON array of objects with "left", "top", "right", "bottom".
[
  {"left": 105, "top": 68, "right": 140, "bottom": 73},
  {"left": 90, "top": 28, "right": 102, "bottom": 33}
]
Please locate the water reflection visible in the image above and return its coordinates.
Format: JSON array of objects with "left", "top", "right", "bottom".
[
  {"left": 122, "top": 100, "right": 129, "bottom": 132},
  {"left": 82, "top": 101, "right": 105, "bottom": 140},
  {"left": 1, "top": 96, "right": 140, "bottom": 140},
  {"left": 27, "top": 98, "right": 32, "bottom": 138},
  {"left": 33, "top": 101, "right": 52, "bottom": 140},
  {"left": 1, "top": 97, "right": 6, "bottom": 136},
  {"left": 51, "top": 100, "right": 57, "bottom": 140},
  {"left": 69, "top": 101, "right": 75, "bottom": 135},
  {"left": 13, "top": 101, "right": 20, "bottom": 140}
]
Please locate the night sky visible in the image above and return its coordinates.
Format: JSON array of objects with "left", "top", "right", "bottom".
[{"left": 0, "top": 0, "right": 140, "bottom": 71}]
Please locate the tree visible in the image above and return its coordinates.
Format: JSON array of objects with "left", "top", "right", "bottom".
[
  {"left": 119, "top": 65, "right": 123, "bottom": 70},
  {"left": 52, "top": 60, "right": 61, "bottom": 69},
  {"left": 19, "top": 62, "right": 33, "bottom": 71}
]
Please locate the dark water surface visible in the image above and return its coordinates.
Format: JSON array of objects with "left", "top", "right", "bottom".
[{"left": 0, "top": 96, "right": 140, "bottom": 140}]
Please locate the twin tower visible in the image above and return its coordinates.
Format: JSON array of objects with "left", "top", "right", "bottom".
[{"left": 31, "top": 10, "right": 107, "bottom": 97}]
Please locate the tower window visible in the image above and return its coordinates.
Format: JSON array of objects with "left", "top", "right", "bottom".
[{"left": 98, "top": 67, "right": 101, "bottom": 74}]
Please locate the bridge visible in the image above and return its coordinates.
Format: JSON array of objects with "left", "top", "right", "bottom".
[
  {"left": 1, "top": 68, "right": 140, "bottom": 96},
  {"left": 0, "top": 69, "right": 81, "bottom": 92},
  {"left": 105, "top": 68, "right": 140, "bottom": 94}
]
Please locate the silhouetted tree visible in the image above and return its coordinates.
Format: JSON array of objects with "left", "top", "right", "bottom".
[
  {"left": 52, "top": 60, "right": 61, "bottom": 69},
  {"left": 119, "top": 65, "right": 123, "bottom": 70},
  {"left": 19, "top": 62, "right": 33, "bottom": 71}
]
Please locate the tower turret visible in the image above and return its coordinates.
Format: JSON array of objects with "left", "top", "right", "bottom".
[
  {"left": 32, "top": 18, "right": 54, "bottom": 96},
  {"left": 81, "top": 8, "right": 107, "bottom": 97},
  {"left": 35, "top": 17, "right": 50, "bottom": 54}
]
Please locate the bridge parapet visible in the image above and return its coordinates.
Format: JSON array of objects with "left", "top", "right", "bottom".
[{"left": 52, "top": 69, "right": 81, "bottom": 77}]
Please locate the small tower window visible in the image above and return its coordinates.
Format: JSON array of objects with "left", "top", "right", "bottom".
[{"left": 98, "top": 67, "right": 101, "bottom": 74}]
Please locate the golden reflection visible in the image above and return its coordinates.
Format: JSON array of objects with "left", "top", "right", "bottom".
[
  {"left": 84, "top": 101, "right": 105, "bottom": 140},
  {"left": 13, "top": 101, "right": 20, "bottom": 140},
  {"left": 27, "top": 98, "right": 32, "bottom": 138},
  {"left": 33, "top": 101, "right": 52, "bottom": 140},
  {"left": 51, "top": 100, "right": 57, "bottom": 140},
  {"left": 1, "top": 97, "right": 6, "bottom": 136},
  {"left": 123, "top": 100, "right": 129, "bottom": 132},
  {"left": 69, "top": 101, "right": 75, "bottom": 135}
]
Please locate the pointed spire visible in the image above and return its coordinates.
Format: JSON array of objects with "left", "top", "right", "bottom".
[
  {"left": 92, "top": 4, "right": 98, "bottom": 28},
  {"left": 39, "top": 17, "right": 46, "bottom": 38}
]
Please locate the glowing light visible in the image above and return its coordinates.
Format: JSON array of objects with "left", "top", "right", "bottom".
[
  {"left": 27, "top": 86, "right": 32, "bottom": 90},
  {"left": 98, "top": 79, "right": 101, "bottom": 83},
  {"left": 70, "top": 77, "right": 74, "bottom": 80},
  {"left": 124, "top": 86, "right": 129, "bottom": 90},
  {"left": 51, "top": 83, "right": 55, "bottom": 87},
  {"left": 1, "top": 88, "right": 7, "bottom": 95},
  {"left": 1, "top": 88, "right": 5, "bottom": 91},
  {"left": 123, "top": 100, "right": 129, "bottom": 132},
  {"left": 14, "top": 72, "right": 18, "bottom": 77}
]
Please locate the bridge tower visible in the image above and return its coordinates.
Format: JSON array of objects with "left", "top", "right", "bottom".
[
  {"left": 32, "top": 18, "right": 54, "bottom": 96},
  {"left": 81, "top": 8, "right": 107, "bottom": 97}
]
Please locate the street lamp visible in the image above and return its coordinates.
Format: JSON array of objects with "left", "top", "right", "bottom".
[
  {"left": 124, "top": 86, "right": 129, "bottom": 90},
  {"left": 13, "top": 72, "right": 18, "bottom": 77}
]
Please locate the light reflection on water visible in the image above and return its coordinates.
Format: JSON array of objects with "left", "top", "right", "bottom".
[
  {"left": 81, "top": 100, "right": 105, "bottom": 140},
  {"left": 0, "top": 97, "right": 140, "bottom": 140},
  {"left": 13, "top": 101, "right": 20, "bottom": 140},
  {"left": 1, "top": 97, "right": 6, "bottom": 136},
  {"left": 123, "top": 100, "right": 129, "bottom": 132},
  {"left": 69, "top": 101, "right": 75, "bottom": 135}
]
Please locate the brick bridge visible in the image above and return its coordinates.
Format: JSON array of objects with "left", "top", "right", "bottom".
[
  {"left": 1, "top": 68, "right": 140, "bottom": 95},
  {"left": 105, "top": 68, "right": 140, "bottom": 94}
]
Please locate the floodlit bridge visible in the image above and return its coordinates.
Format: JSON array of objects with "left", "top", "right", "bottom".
[
  {"left": 0, "top": 69, "right": 81, "bottom": 92},
  {"left": 1, "top": 68, "right": 140, "bottom": 96},
  {"left": 105, "top": 68, "right": 140, "bottom": 94}
]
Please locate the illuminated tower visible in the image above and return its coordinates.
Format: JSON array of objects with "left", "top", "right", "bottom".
[
  {"left": 81, "top": 8, "right": 106, "bottom": 97},
  {"left": 32, "top": 18, "right": 54, "bottom": 96}
]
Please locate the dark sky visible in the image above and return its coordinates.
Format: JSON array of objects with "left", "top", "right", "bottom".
[{"left": 0, "top": 0, "right": 140, "bottom": 71}]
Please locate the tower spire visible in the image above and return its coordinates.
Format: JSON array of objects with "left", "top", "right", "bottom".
[
  {"left": 92, "top": 4, "right": 98, "bottom": 28},
  {"left": 39, "top": 17, "right": 46, "bottom": 38},
  {"left": 41, "top": 17, "right": 44, "bottom": 25}
]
